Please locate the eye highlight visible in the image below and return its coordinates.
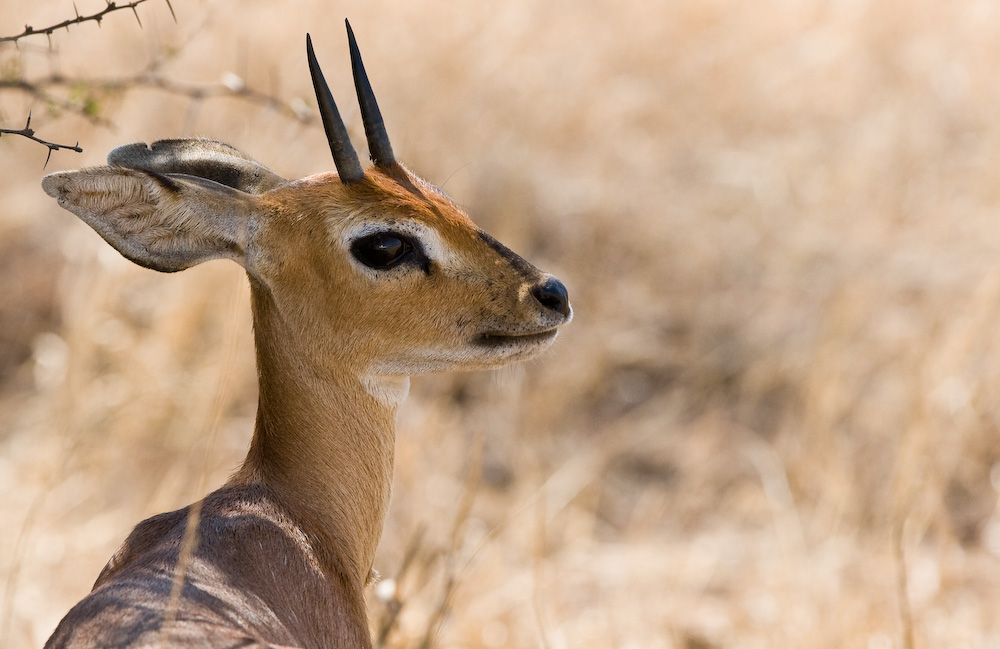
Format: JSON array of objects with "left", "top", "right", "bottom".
[{"left": 351, "top": 231, "right": 417, "bottom": 270}]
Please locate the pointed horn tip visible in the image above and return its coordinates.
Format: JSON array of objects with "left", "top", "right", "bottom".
[
  {"left": 345, "top": 21, "right": 397, "bottom": 169},
  {"left": 305, "top": 34, "right": 323, "bottom": 80},
  {"left": 346, "top": 21, "right": 359, "bottom": 56}
]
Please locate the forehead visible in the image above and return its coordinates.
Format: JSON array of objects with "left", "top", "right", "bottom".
[
  {"left": 278, "top": 167, "right": 477, "bottom": 238},
  {"left": 362, "top": 168, "right": 476, "bottom": 232}
]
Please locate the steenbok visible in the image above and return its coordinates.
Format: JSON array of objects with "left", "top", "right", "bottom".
[{"left": 40, "top": 20, "right": 571, "bottom": 649}]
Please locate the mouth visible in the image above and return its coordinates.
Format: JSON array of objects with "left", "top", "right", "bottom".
[{"left": 475, "top": 329, "right": 559, "bottom": 348}]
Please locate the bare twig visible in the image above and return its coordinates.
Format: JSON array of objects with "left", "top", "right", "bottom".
[
  {"left": 893, "top": 519, "right": 917, "bottom": 649},
  {"left": 1, "top": 3, "right": 307, "bottom": 163},
  {"left": 374, "top": 526, "right": 427, "bottom": 648},
  {"left": 0, "top": 0, "right": 176, "bottom": 45},
  {"left": 0, "top": 112, "right": 82, "bottom": 166},
  {"left": 0, "top": 71, "right": 310, "bottom": 125},
  {"left": 0, "top": 1, "right": 179, "bottom": 162}
]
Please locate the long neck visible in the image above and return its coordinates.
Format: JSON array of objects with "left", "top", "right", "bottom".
[{"left": 232, "top": 278, "right": 405, "bottom": 589}]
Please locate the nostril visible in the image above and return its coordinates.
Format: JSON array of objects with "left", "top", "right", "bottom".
[{"left": 532, "top": 277, "right": 570, "bottom": 317}]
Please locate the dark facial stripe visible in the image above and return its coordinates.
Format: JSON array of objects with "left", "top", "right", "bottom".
[{"left": 477, "top": 230, "right": 539, "bottom": 279}]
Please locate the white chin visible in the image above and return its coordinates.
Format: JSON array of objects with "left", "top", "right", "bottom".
[
  {"left": 467, "top": 330, "right": 559, "bottom": 366},
  {"left": 372, "top": 332, "right": 558, "bottom": 374}
]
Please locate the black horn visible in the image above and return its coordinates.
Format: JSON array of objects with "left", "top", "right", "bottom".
[
  {"left": 346, "top": 20, "right": 396, "bottom": 169},
  {"left": 306, "top": 33, "right": 365, "bottom": 184}
]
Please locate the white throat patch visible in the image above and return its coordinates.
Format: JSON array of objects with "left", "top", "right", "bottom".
[{"left": 360, "top": 374, "right": 411, "bottom": 409}]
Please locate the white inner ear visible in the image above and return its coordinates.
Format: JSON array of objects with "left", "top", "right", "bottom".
[{"left": 339, "top": 220, "right": 458, "bottom": 271}]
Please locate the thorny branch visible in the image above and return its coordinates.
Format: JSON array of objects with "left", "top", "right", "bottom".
[
  {"left": 0, "top": 0, "right": 176, "bottom": 161},
  {"left": 0, "top": 1, "right": 306, "bottom": 163},
  {"left": 0, "top": 0, "right": 176, "bottom": 45},
  {"left": 0, "top": 112, "right": 82, "bottom": 167}
]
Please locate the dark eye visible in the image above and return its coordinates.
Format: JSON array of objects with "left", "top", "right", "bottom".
[{"left": 351, "top": 232, "right": 415, "bottom": 270}]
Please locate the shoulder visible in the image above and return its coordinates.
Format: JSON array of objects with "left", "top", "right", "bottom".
[
  {"left": 96, "top": 484, "right": 305, "bottom": 582},
  {"left": 96, "top": 506, "right": 190, "bottom": 586}
]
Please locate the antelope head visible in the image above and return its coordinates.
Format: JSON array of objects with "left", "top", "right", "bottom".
[{"left": 41, "top": 22, "right": 572, "bottom": 386}]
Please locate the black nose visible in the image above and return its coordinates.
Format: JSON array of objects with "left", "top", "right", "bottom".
[{"left": 532, "top": 277, "right": 571, "bottom": 317}]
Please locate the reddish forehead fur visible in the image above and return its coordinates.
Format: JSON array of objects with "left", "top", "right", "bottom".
[{"left": 267, "top": 165, "right": 477, "bottom": 240}]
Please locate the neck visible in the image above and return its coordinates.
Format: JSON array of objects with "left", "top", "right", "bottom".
[{"left": 233, "top": 279, "right": 406, "bottom": 588}]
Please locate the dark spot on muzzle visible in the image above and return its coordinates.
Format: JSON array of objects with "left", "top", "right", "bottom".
[{"left": 477, "top": 230, "right": 539, "bottom": 279}]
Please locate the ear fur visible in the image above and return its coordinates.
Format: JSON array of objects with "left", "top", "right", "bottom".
[
  {"left": 108, "top": 139, "right": 288, "bottom": 195},
  {"left": 42, "top": 167, "right": 260, "bottom": 273}
]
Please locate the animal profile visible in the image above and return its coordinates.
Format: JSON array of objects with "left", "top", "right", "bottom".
[{"left": 41, "top": 19, "right": 571, "bottom": 649}]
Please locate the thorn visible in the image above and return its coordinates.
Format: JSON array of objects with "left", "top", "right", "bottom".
[
  {"left": 132, "top": 5, "right": 142, "bottom": 28},
  {"left": 44, "top": 147, "right": 54, "bottom": 169},
  {"left": 74, "top": 2, "right": 80, "bottom": 19},
  {"left": 24, "top": 111, "right": 31, "bottom": 130},
  {"left": 165, "top": 0, "right": 177, "bottom": 23}
]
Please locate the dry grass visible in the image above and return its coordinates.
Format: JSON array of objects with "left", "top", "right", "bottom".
[{"left": 3, "top": 0, "right": 1000, "bottom": 647}]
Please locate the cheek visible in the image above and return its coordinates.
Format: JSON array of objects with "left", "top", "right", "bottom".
[
  {"left": 342, "top": 279, "right": 443, "bottom": 334},
  {"left": 371, "top": 281, "right": 478, "bottom": 347}
]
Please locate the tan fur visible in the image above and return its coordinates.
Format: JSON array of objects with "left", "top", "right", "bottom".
[{"left": 41, "top": 147, "right": 571, "bottom": 648}]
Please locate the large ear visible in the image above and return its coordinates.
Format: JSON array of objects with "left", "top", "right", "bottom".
[
  {"left": 42, "top": 167, "right": 260, "bottom": 273},
  {"left": 108, "top": 139, "right": 288, "bottom": 195}
]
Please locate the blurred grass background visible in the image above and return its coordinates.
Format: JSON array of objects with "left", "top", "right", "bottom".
[{"left": 3, "top": 0, "right": 1000, "bottom": 647}]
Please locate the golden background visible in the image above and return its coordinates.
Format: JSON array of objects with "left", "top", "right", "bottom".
[{"left": 2, "top": 0, "right": 1000, "bottom": 647}]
